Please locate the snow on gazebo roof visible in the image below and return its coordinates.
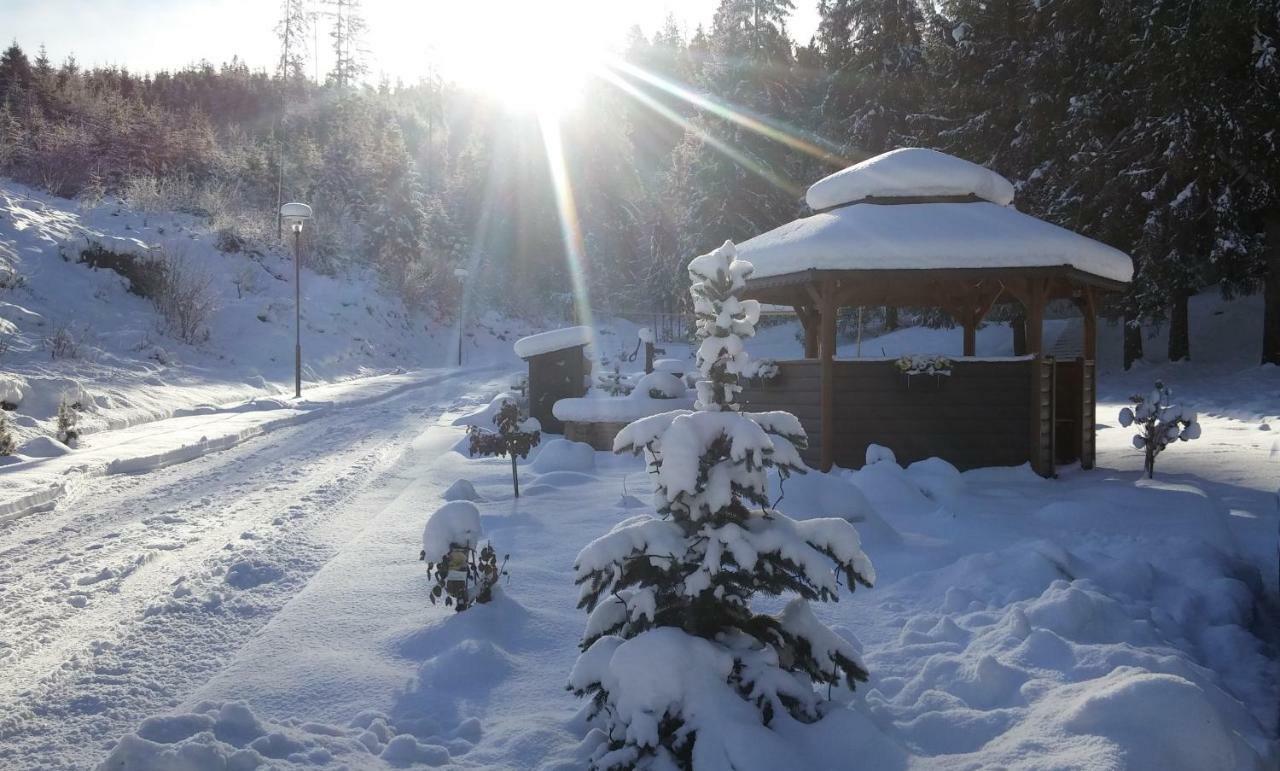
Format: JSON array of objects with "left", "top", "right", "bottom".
[
  {"left": 806, "top": 147, "right": 1016, "bottom": 209},
  {"left": 740, "top": 149, "right": 1133, "bottom": 285}
]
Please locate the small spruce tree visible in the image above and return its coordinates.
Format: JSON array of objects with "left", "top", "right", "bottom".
[
  {"left": 56, "top": 397, "right": 79, "bottom": 447},
  {"left": 1119, "top": 380, "right": 1201, "bottom": 479},
  {"left": 569, "top": 241, "right": 875, "bottom": 770},
  {"left": 0, "top": 411, "right": 16, "bottom": 456},
  {"left": 467, "top": 400, "right": 541, "bottom": 498}
]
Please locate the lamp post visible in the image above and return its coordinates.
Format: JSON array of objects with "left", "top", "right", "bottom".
[
  {"left": 280, "top": 202, "right": 313, "bottom": 398},
  {"left": 454, "top": 267, "right": 468, "bottom": 367}
]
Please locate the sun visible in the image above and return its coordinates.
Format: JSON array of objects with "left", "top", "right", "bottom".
[{"left": 448, "top": 4, "right": 605, "bottom": 118}]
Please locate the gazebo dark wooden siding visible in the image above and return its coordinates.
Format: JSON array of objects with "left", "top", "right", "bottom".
[
  {"left": 522, "top": 345, "right": 588, "bottom": 435},
  {"left": 740, "top": 267, "right": 1120, "bottom": 476}
]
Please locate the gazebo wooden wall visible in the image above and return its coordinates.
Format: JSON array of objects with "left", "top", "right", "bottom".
[{"left": 742, "top": 268, "right": 1111, "bottom": 476}]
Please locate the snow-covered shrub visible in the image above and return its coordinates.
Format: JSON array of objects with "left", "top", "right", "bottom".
[
  {"left": 45, "top": 321, "right": 83, "bottom": 360},
  {"left": 56, "top": 396, "right": 79, "bottom": 446},
  {"left": 419, "top": 501, "right": 507, "bottom": 612},
  {"left": 153, "top": 246, "right": 217, "bottom": 345},
  {"left": 571, "top": 240, "right": 875, "bottom": 770},
  {"left": 1119, "top": 380, "right": 1200, "bottom": 479},
  {"left": 467, "top": 400, "right": 541, "bottom": 497},
  {"left": 634, "top": 371, "right": 684, "bottom": 400},
  {"left": 0, "top": 411, "right": 15, "bottom": 456}
]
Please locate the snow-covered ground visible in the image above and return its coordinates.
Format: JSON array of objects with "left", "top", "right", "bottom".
[{"left": 1, "top": 186, "right": 1276, "bottom": 769}]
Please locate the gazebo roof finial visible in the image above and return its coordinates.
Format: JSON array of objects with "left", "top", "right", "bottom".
[{"left": 806, "top": 147, "right": 1016, "bottom": 211}]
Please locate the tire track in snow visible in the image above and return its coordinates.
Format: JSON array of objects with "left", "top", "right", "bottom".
[{"left": 0, "top": 374, "right": 497, "bottom": 769}]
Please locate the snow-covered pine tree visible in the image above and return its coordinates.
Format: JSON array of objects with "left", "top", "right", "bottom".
[
  {"left": 56, "top": 397, "right": 79, "bottom": 447},
  {"left": 570, "top": 240, "right": 875, "bottom": 770},
  {"left": 1119, "top": 380, "right": 1201, "bottom": 479},
  {"left": 0, "top": 411, "right": 16, "bottom": 455}
]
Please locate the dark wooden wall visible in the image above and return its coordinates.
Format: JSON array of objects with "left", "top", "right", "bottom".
[
  {"left": 742, "top": 358, "right": 1073, "bottom": 474},
  {"left": 527, "top": 348, "right": 587, "bottom": 434}
]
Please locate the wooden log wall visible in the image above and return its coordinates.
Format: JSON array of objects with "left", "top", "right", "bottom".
[{"left": 741, "top": 358, "right": 1059, "bottom": 474}]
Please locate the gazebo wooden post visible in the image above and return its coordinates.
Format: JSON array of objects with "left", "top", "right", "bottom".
[
  {"left": 818, "top": 279, "right": 837, "bottom": 472},
  {"left": 1024, "top": 279, "right": 1048, "bottom": 354},
  {"left": 962, "top": 313, "right": 977, "bottom": 357},
  {"left": 1079, "top": 285, "right": 1097, "bottom": 360}
]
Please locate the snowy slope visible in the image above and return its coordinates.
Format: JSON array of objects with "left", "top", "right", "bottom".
[{"left": 0, "top": 180, "right": 465, "bottom": 450}]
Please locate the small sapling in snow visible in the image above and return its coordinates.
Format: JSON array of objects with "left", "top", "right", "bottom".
[
  {"left": 467, "top": 400, "right": 541, "bottom": 497},
  {"left": 56, "top": 397, "right": 80, "bottom": 446},
  {"left": 1119, "top": 380, "right": 1200, "bottom": 478}
]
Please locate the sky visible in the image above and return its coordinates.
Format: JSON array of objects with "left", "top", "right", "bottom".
[{"left": 2, "top": 0, "right": 822, "bottom": 88}]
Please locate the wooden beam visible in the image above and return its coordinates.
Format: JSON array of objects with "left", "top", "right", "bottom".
[
  {"left": 794, "top": 304, "right": 819, "bottom": 359},
  {"left": 818, "top": 279, "right": 837, "bottom": 472}
]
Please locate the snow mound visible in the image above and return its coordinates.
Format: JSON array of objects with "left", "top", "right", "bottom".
[
  {"left": 805, "top": 147, "right": 1016, "bottom": 209},
  {"left": 905, "top": 457, "right": 964, "bottom": 500},
  {"left": 770, "top": 467, "right": 901, "bottom": 549},
  {"left": 531, "top": 438, "right": 596, "bottom": 473},
  {"left": 513, "top": 326, "right": 592, "bottom": 359},
  {"left": 866, "top": 443, "right": 897, "bottom": 465},
  {"left": 422, "top": 501, "right": 483, "bottom": 559},
  {"left": 1061, "top": 669, "right": 1257, "bottom": 769},
  {"left": 17, "top": 435, "right": 72, "bottom": 458},
  {"left": 633, "top": 371, "right": 686, "bottom": 399},
  {"left": 0, "top": 373, "right": 25, "bottom": 406},
  {"left": 442, "top": 478, "right": 484, "bottom": 502}
]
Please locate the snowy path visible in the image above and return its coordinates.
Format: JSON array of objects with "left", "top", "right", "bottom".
[{"left": 0, "top": 369, "right": 502, "bottom": 769}]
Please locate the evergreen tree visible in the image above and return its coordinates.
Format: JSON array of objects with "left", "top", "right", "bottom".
[
  {"left": 325, "top": 0, "right": 367, "bottom": 88},
  {"left": 275, "top": 0, "right": 312, "bottom": 83},
  {"left": 0, "top": 411, "right": 16, "bottom": 456},
  {"left": 365, "top": 123, "right": 433, "bottom": 302},
  {"left": 817, "top": 0, "right": 926, "bottom": 154},
  {"left": 571, "top": 241, "right": 874, "bottom": 770}
]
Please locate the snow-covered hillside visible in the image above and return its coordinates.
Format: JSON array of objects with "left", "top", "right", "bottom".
[{"left": 0, "top": 180, "right": 530, "bottom": 452}]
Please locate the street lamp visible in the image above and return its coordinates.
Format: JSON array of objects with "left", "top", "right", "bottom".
[
  {"left": 280, "top": 202, "right": 312, "bottom": 398},
  {"left": 454, "top": 267, "right": 469, "bottom": 367}
]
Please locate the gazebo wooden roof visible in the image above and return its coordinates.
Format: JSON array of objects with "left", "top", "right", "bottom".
[{"left": 736, "top": 148, "right": 1134, "bottom": 472}]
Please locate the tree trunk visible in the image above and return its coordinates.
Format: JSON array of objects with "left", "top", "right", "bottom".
[
  {"left": 511, "top": 455, "right": 519, "bottom": 498},
  {"left": 1167, "top": 293, "right": 1190, "bottom": 362},
  {"left": 1263, "top": 212, "right": 1280, "bottom": 365},
  {"left": 884, "top": 306, "right": 898, "bottom": 331},
  {"left": 1124, "top": 310, "right": 1143, "bottom": 370}
]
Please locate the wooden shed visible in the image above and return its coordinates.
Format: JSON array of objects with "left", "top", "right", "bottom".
[
  {"left": 514, "top": 326, "right": 593, "bottom": 435},
  {"left": 736, "top": 148, "right": 1133, "bottom": 476}
]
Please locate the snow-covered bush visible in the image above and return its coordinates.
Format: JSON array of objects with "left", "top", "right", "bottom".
[
  {"left": 45, "top": 321, "right": 83, "bottom": 360},
  {"left": 56, "top": 396, "right": 79, "bottom": 446},
  {"left": 571, "top": 240, "right": 875, "bottom": 770},
  {"left": 0, "top": 411, "right": 15, "bottom": 456},
  {"left": 467, "top": 400, "right": 541, "bottom": 497},
  {"left": 634, "top": 371, "right": 684, "bottom": 400},
  {"left": 1119, "top": 380, "right": 1200, "bottom": 479},
  {"left": 418, "top": 501, "right": 507, "bottom": 612},
  {"left": 153, "top": 246, "right": 217, "bottom": 345}
]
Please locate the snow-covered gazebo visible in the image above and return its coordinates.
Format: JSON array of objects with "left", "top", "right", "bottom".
[{"left": 737, "top": 148, "right": 1133, "bottom": 476}]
